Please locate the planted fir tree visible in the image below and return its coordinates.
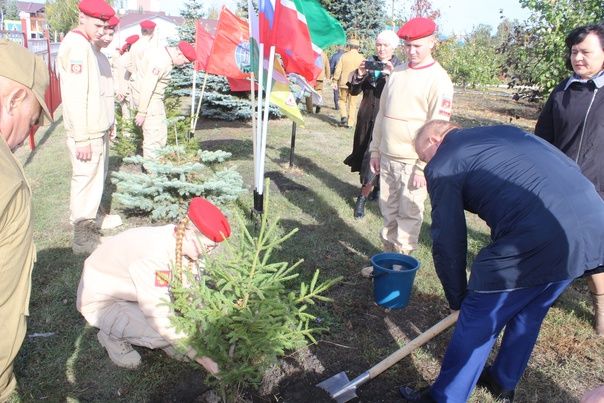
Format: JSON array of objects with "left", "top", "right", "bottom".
[
  {"left": 169, "top": 184, "right": 341, "bottom": 401},
  {"left": 111, "top": 145, "right": 244, "bottom": 221}
]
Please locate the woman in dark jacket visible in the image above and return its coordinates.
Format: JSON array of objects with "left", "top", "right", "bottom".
[
  {"left": 344, "top": 30, "right": 401, "bottom": 218},
  {"left": 535, "top": 23, "right": 604, "bottom": 337}
]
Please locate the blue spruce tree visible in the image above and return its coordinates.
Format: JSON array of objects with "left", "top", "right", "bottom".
[{"left": 321, "top": 0, "right": 386, "bottom": 40}]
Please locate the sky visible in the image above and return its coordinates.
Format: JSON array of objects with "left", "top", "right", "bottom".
[{"left": 159, "top": 0, "right": 532, "bottom": 36}]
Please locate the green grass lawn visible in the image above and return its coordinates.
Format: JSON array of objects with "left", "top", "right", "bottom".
[{"left": 10, "top": 88, "right": 604, "bottom": 402}]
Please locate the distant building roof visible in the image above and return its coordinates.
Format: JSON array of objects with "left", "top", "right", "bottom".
[
  {"left": 117, "top": 11, "right": 184, "bottom": 29},
  {"left": 17, "top": 1, "right": 45, "bottom": 14}
]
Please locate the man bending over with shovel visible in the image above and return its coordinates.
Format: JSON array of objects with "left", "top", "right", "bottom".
[{"left": 400, "top": 120, "right": 604, "bottom": 402}]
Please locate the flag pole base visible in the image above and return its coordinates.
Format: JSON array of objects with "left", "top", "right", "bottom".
[{"left": 251, "top": 190, "right": 264, "bottom": 219}]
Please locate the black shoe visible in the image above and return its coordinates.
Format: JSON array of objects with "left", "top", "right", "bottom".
[
  {"left": 399, "top": 386, "right": 436, "bottom": 402},
  {"left": 477, "top": 367, "right": 515, "bottom": 402},
  {"left": 368, "top": 187, "right": 380, "bottom": 201},
  {"left": 354, "top": 195, "right": 366, "bottom": 218},
  {"left": 315, "top": 106, "right": 321, "bottom": 113},
  {"left": 340, "top": 116, "right": 347, "bottom": 124}
]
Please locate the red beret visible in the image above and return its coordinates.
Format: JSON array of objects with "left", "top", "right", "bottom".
[
  {"left": 106, "top": 15, "right": 119, "bottom": 29},
  {"left": 78, "top": 0, "right": 115, "bottom": 21},
  {"left": 397, "top": 17, "right": 436, "bottom": 41},
  {"left": 125, "top": 34, "right": 139, "bottom": 45},
  {"left": 140, "top": 19, "right": 156, "bottom": 30},
  {"left": 178, "top": 41, "right": 197, "bottom": 62},
  {"left": 187, "top": 197, "right": 231, "bottom": 243}
]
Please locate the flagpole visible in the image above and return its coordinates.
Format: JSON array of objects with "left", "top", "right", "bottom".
[
  {"left": 257, "top": 45, "right": 275, "bottom": 210},
  {"left": 190, "top": 70, "right": 197, "bottom": 133},
  {"left": 254, "top": 43, "right": 265, "bottom": 212},
  {"left": 248, "top": 0, "right": 262, "bottom": 214},
  {"left": 192, "top": 71, "right": 208, "bottom": 133}
]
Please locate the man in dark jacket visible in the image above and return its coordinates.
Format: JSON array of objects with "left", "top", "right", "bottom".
[{"left": 400, "top": 120, "right": 604, "bottom": 403}]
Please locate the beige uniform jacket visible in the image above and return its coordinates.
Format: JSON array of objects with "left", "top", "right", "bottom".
[
  {"left": 128, "top": 35, "right": 156, "bottom": 79},
  {"left": 333, "top": 49, "right": 364, "bottom": 88},
  {"left": 369, "top": 61, "right": 454, "bottom": 171},
  {"left": 93, "top": 46, "right": 115, "bottom": 126},
  {"left": 135, "top": 47, "right": 174, "bottom": 116},
  {"left": 114, "top": 51, "right": 132, "bottom": 98},
  {"left": 0, "top": 138, "right": 35, "bottom": 399},
  {"left": 317, "top": 52, "right": 330, "bottom": 82},
  {"left": 77, "top": 225, "right": 188, "bottom": 345},
  {"left": 57, "top": 30, "right": 111, "bottom": 145}
]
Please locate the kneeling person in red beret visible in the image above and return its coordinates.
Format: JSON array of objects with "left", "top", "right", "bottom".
[{"left": 76, "top": 197, "right": 230, "bottom": 373}]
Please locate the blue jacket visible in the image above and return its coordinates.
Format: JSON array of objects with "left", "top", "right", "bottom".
[{"left": 426, "top": 125, "right": 604, "bottom": 310}]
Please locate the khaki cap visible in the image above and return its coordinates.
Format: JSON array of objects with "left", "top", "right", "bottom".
[{"left": 0, "top": 40, "right": 52, "bottom": 125}]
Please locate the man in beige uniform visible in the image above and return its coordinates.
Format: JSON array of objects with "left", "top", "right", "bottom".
[
  {"left": 128, "top": 19, "right": 157, "bottom": 101},
  {"left": 368, "top": 18, "right": 453, "bottom": 258},
  {"left": 0, "top": 40, "right": 51, "bottom": 402},
  {"left": 134, "top": 42, "right": 196, "bottom": 160},
  {"left": 77, "top": 197, "right": 229, "bottom": 373},
  {"left": 56, "top": 0, "right": 116, "bottom": 255},
  {"left": 130, "top": 20, "right": 157, "bottom": 73},
  {"left": 91, "top": 16, "right": 124, "bottom": 230},
  {"left": 332, "top": 39, "right": 364, "bottom": 128}
]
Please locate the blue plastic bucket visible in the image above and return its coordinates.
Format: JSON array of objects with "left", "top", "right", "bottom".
[{"left": 370, "top": 253, "right": 420, "bottom": 309}]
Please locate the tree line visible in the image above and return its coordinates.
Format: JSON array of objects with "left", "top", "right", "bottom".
[{"left": 40, "top": 0, "right": 604, "bottom": 100}]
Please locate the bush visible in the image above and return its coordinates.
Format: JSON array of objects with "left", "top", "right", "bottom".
[{"left": 111, "top": 145, "right": 245, "bottom": 221}]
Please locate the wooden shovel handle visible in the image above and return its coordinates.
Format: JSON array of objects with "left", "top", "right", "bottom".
[{"left": 367, "top": 311, "right": 459, "bottom": 379}]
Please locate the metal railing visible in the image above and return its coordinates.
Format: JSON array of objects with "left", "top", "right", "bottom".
[{"left": 1, "top": 30, "right": 62, "bottom": 149}]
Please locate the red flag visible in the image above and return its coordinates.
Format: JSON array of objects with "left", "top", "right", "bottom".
[
  {"left": 261, "top": 0, "right": 321, "bottom": 84},
  {"left": 194, "top": 20, "right": 214, "bottom": 71},
  {"left": 205, "top": 7, "right": 250, "bottom": 80},
  {"left": 227, "top": 77, "right": 258, "bottom": 92}
]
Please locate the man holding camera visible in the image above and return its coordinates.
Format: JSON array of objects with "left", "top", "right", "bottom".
[
  {"left": 332, "top": 39, "right": 364, "bottom": 128},
  {"left": 368, "top": 17, "right": 453, "bottom": 255}
]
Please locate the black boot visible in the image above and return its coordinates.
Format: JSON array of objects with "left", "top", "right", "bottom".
[
  {"left": 354, "top": 195, "right": 366, "bottom": 219},
  {"left": 315, "top": 105, "right": 321, "bottom": 113},
  {"left": 477, "top": 366, "right": 515, "bottom": 402},
  {"left": 368, "top": 186, "right": 380, "bottom": 201}
]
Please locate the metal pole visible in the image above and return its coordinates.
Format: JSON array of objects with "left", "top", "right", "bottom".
[{"left": 289, "top": 121, "right": 297, "bottom": 168}]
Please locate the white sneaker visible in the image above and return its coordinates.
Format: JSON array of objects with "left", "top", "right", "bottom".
[
  {"left": 98, "top": 214, "right": 122, "bottom": 230},
  {"left": 97, "top": 330, "right": 141, "bottom": 369}
]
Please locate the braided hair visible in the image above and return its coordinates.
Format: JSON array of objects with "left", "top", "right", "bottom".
[{"left": 173, "top": 216, "right": 190, "bottom": 283}]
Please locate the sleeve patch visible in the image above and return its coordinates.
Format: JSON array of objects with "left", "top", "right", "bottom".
[
  {"left": 71, "top": 63, "right": 83, "bottom": 74},
  {"left": 155, "top": 270, "right": 172, "bottom": 287},
  {"left": 440, "top": 97, "right": 452, "bottom": 110}
]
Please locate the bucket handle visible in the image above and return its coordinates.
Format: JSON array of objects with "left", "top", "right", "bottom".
[{"left": 371, "top": 269, "right": 388, "bottom": 279}]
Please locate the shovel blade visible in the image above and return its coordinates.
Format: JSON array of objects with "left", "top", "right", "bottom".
[{"left": 316, "top": 371, "right": 358, "bottom": 403}]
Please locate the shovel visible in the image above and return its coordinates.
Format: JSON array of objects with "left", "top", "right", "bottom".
[{"left": 317, "top": 311, "right": 459, "bottom": 402}]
